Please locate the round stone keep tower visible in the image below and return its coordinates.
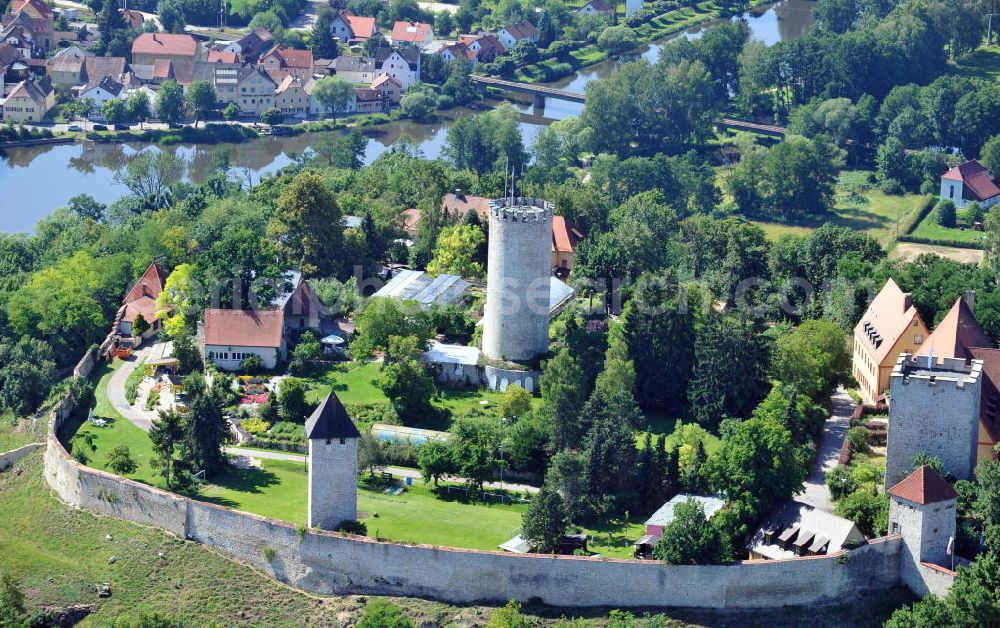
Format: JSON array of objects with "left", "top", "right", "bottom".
[{"left": 482, "top": 197, "right": 553, "bottom": 363}]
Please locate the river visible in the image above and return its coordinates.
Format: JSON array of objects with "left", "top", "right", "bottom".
[{"left": 0, "top": 0, "right": 814, "bottom": 234}]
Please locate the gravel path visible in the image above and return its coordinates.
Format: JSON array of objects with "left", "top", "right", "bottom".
[{"left": 797, "top": 388, "right": 854, "bottom": 512}]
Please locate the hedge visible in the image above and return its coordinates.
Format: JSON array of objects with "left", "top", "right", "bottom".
[
  {"left": 896, "top": 234, "right": 986, "bottom": 250},
  {"left": 898, "top": 194, "right": 937, "bottom": 236}
]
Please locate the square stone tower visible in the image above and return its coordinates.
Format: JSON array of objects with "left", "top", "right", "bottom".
[
  {"left": 888, "top": 465, "right": 958, "bottom": 595},
  {"left": 306, "top": 391, "right": 360, "bottom": 531},
  {"left": 885, "top": 354, "right": 982, "bottom": 485}
]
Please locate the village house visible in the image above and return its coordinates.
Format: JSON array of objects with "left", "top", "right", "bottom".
[
  {"left": 551, "top": 214, "right": 584, "bottom": 279},
  {"left": 330, "top": 10, "right": 376, "bottom": 43},
  {"left": 460, "top": 34, "right": 505, "bottom": 63},
  {"left": 371, "top": 73, "right": 402, "bottom": 104},
  {"left": 441, "top": 190, "right": 491, "bottom": 220},
  {"left": 221, "top": 27, "right": 273, "bottom": 63},
  {"left": 118, "top": 263, "right": 168, "bottom": 338},
  {"left": 215, "top": 65, "right": 276, "bottom": 116},
  {"left": 79, "top": 75, "right": 125, "bottom": 114},
  {"left": 0, "top": 42, "right": 20, "bottom": 88},
  {"left": 852, "top": 278, "right": 929, "bottom": 404},
  {"left": 131, "top": 33, "right": 200, "bottom": 66},
  {"left": 1, "top": 76, "right": 53, "bottom": 122},
  {"left": 200, "top": 308, "right": 287, "bottom": 371},
  {"left": 575, "top": 0, "right": 615, "bottom": 19},
  {"left": 496, "top": 19, "right": 539, "bottom": 50},
  {"left": 375, "top": 46, "right": 420, "bottom": 89},
  {"left": 47, "top": 53, "right": 84, "bottom": 87},
  {"left": 390, "top": 21, "right": 433, "bottom": 47},
  {"left": 280, "top": 277, "right": 327, "bottom": 333},
  {"left": 330, "top": 55, "right": 378, "bottom": 84},
  {"left": 206, "top": 50, "right": 240, "bottom": 64},
  {"left": 121, "top": 8, "right": 144, "bottom": 29},
  {"left": 632, "top": 494, "right": 725, "bottom": 559},
  {"left": 2, "top": 0, "right": 54, "bottom": 55},
  {"left": 258, "top": 45, "right": 314, "bottom": 81},
  {"left": 940, "top": 160, "right": 1000, "bottom": 210},
  {"left": 353, "top": 87, "right": 387, "bottom": 113},
  {"left": 275, "top": 74, "right": 310, "bottom": 118},
  {"left": 439, "top": 42, "right": 475, "bottom": 66}
]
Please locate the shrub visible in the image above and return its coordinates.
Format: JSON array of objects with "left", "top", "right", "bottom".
[
  {"left": 934, "top": 199, "right": 957, "bottom": 227},
  {"left": 262, "top": 546, "right": 275, "bottom": 562},
  {"left": 834, "top": 490, "right": 888, "bottom": 538},
  {"left": 846, "top": 426, "right": 869, "bottom": 455},
  {"left": 356, "top": 600, "right": 415, "bottom": 628},
  {"left": 826, "top": 464, "right": 857, "bottom": 501},
  {"left": 241, "top": 354, "right": 263, "bottom": 374},
  {"left": 145, "top": 389, "right": 160, "bottom": 411},
  {"left": 105, "top": 444, "right": 138, "bottom": 476},
  {"left": 336, "top": 520, "right": 367, "bottom": 535},
  {"left": 242, "top": 416, "right": 271, "bottom": 436},
  {"left": 261, "top": 108, "right": 284, "bottom": 125},
  {"left": 124, "top": 361, "right": 145, "bottom": 405}
]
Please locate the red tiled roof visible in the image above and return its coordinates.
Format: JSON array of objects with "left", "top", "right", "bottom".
[
  {"left": 400, "top": 208, "right": 421, "bottom": 234},
  {"left": 915, "top": 297, "right": 990, "bottom": 362},
  {"left": 343, "top": 12, "right": 376, "bottom": 39},
  {"left": 260, "top": 45, "right": 313, "bottom": 70},
  {"left": 123, "top": 296, "right": 159, "bottom": 324},
  {"left": 502, "top": 19, "right": 538, "bottom": 40},
  {"left": 854, "top": 278, "right": 925, "bottom": 364},
  {"left": 371, "top": 73, "right": 401, "bottom": 89},
  {"left": 888, "top": 465, "right": 958, "bottom": 505},
  {"left": 552, "top": 215, "right": 584, "bottom": 253},
  {"left": 12, "top": 0, "right": 53, "bottom": 19},
  {"left": 132, "top": 33, "right": 198, "bottom": 59},
  {"left": 391, "top": 21, "right": 432, "bottom": 43},
  {"left": 942, "top": 160, "right": 1000, "bottom": 203},
  {"left": 121, "top": 9, "right": 144, "bottom": 29},
  {"left": 124, "top": 263, "right": 168, "bottom": 304},
  {"left": 207, "top": 50, "right": 240, "bottom": 64},
  {"left": 203, "top": 309, "right": 285, "bottom": 348},
  {"left": 441, "top": 192, "right": 490, "bottom": 219},
  {"left": 583, "top": 0, "right": 614, "bottom": 13}
]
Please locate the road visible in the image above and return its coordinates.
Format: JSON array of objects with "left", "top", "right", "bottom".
[
  {"left": 797, "top": 388, "right": 853, "bottom": 512},
  {"left": 226, "top": 446, "right": 541, "bottom": 494},
  {"left": 106, "top": 346, "right": 157, "bottom": 432}
]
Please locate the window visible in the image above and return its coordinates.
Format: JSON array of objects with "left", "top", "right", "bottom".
[
  {"left": 915, "top": 334, "right": 923, "bottom": 344},
  {"left": 950, "top": 186, "right": 955, "bottom": 199}
]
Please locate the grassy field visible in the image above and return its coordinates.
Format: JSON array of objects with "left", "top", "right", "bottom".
[
  {"left": 751, "top": 189, "right": 931, "bottom": 246},
  {"left": 950, "top": 45, "right": 1000, "bottom": 83},
  {"left": 0, "top": 412, "right": 44, "bottom": 452},
  {"left": 909, "top": 213, "right": 988, "bottom": 246}
]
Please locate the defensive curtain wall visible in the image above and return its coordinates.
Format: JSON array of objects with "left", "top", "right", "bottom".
[{"left": 19, "top": 351, "right": 918, "bottom": 609}]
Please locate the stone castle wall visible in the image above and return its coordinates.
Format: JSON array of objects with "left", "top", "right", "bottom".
[{"left": 42, "top": 417, "right": 907, "bottom": 608}]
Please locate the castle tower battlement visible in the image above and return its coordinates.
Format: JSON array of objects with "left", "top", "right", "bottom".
[{"left": 886, "top": 353, "right": 982, "bottom": 485}]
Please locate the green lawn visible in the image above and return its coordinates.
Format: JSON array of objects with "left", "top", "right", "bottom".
[
  {"left": 909, "top": 213, "right": 988, "bottom": 246},
  {"left": 303, "top": 361, "right": 540, "bottom": 423},
  {"left": 751, "top": 188, "right": 931, "bottom": 246},
  {"left": 62, "top": 361, "right": 164, "bottom": 487},
  {"left": 950, "top": 45, "right": 1000, "bottom": 83}
]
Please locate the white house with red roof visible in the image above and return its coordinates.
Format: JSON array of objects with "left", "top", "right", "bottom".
[
  {"left": 390, "top": 21, "right": 433, "bottom": 47},
  {"left": 258, "top": 45, "right": 314, "bottom": 81},
  {"left": 940, "top": 160, "right": 1000, "bottom": 210},
  {"left": 330, "top": 10, "right": 377, "bottom": 43},
  {"left": 496, "top": 19, "right": 539, "bottom": 50},
  {"left": 131, "top": 33, "right": 199, "bottom": 66},
  {"left": 200, "top": 308, "right": 287, "bottom": 370},
  {"left": 118, "top": 263, "right": 169, "bottom": 338}
]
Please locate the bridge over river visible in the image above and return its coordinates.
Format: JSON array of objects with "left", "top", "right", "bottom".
[{"left": 471, "top": 75, "right": 787, "bottom": 138}]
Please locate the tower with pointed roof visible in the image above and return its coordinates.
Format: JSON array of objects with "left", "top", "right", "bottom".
[
  {"left": 888, "top": 465, "right": 959, "bottom": 595},
  {"left": 306, "top": 391, "right": 360, "bottom": 530}
]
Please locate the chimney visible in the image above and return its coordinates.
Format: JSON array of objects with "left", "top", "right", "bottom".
[
  {"left": 965, "top": 290, "right": 976, "bottom": 313},
  {"left": 903, "top": 293, "right": 912, "bottom": 313},
  {"left": 141, "top": 282, "right": 148, "bottom": 297}
]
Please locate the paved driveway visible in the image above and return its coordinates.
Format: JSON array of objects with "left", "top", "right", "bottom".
[
  {"left": 797, "top": 388, "right": 853, "bottom": 512},
  {"left": 106, "top": 346, "right": 156, "bottom": 432}
]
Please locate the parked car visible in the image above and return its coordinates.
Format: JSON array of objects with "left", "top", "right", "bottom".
[
  {"left": 93, "top": 124, "right": 107, "bottom": 131},
  {"left": 67, "top": 124, "right": 82, "bottom": 132}
]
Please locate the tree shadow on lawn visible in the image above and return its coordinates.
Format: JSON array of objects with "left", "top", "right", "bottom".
[{"left": 190, "top": 465, "right": 282, "bottom": 509}]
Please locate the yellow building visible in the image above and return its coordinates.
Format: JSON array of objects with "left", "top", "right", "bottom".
[
  {"left": 2, "top": 78, "right": 54, "bottom": 123},
  {"left": 853, "top": 278, "right": 929, "bottom": 404}
]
